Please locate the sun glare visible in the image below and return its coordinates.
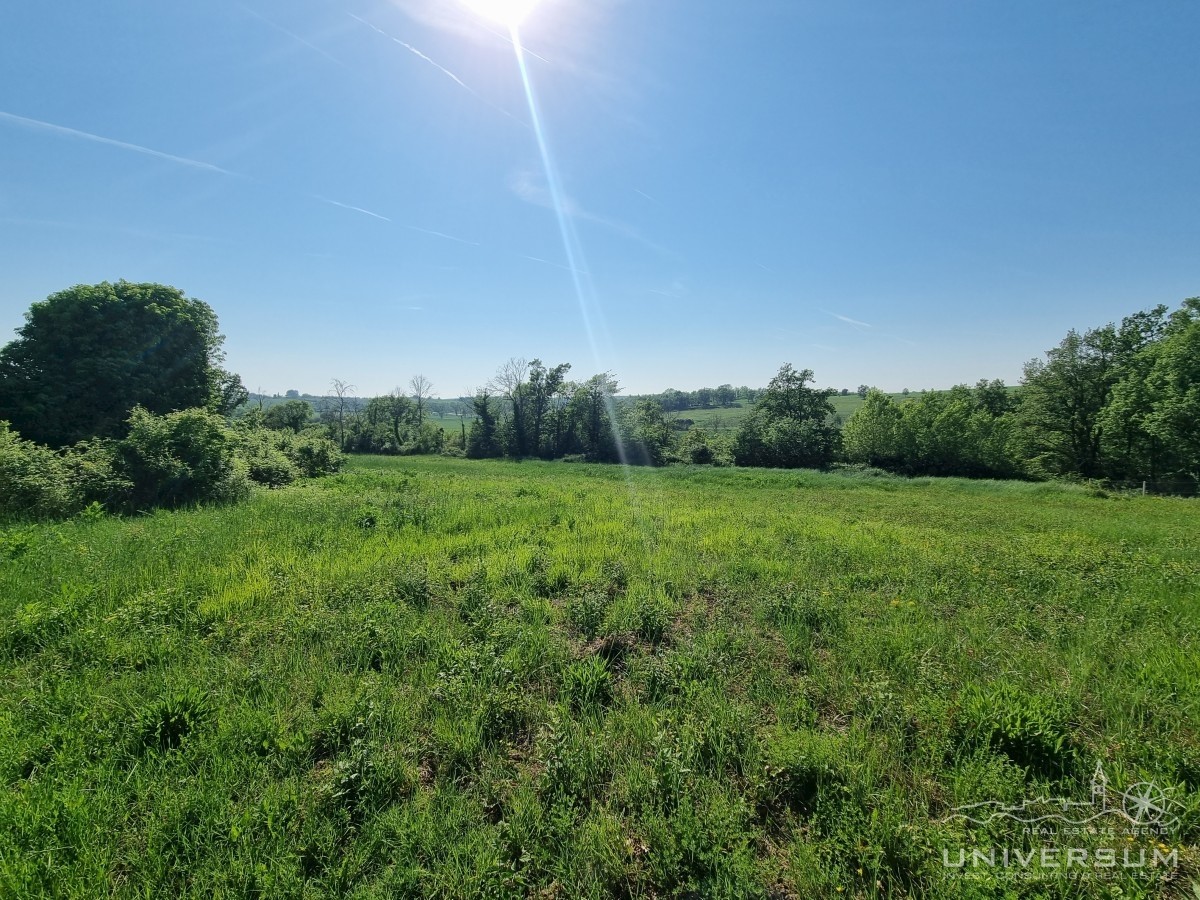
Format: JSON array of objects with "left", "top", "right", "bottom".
[{"left": 459, "top": 0, "right": 541, "bottom": 27}]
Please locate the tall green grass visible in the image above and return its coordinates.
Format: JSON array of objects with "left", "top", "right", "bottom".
[{"left": 1, "top": 456, "right": 1197, "bottom": 897}]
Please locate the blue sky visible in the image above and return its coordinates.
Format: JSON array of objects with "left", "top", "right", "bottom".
[{"left": 1, "top": 1, "right": 1197, "bottom": 398}]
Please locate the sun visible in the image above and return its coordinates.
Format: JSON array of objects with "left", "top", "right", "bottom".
[{"left": 459, "top": 0, "right": 541, "bottom": 27}]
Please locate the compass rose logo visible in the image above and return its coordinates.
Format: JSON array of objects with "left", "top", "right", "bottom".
[{"left": 946, "top": 762, "right": 1181, "bottom": 830}]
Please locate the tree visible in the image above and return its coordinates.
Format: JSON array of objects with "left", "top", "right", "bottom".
[
  {"left": 660, "top": 388, "right": 687, "bottom": 412},
  {"left": 492, "top": 358, "right": 531, "bottom": 457},
  {"left": 842, "top": 389, "right": 903, "bottom": 468},
  {"left": 733, "top": 364, "right": 838, "bottom": 468},
  {"left": 621, "top": 399, "right": 673, "bottom": 466},
  {"left": 264, "top": 399, "right": 312, "bottom": 433},
  {"left": 526, "top": 359, "right": 571, "bottom": 457},
  {"left": 384, "top": 390, "right": 414, "bottom": 449},
  {"left": 467, "top": 388, "right": 501, "bottom": 458},
  {"left": 857, "top": 384, "right": 870, "bottom": 399},
  {"left": 1128, "top": 301, "right": 1195, "bottom": 487},
  {"left": 1014, "top": 307, "right": 1166, "bottom": 478},
  {"left": 0, "top": 281, "right": 244, "bottom": 447},
  {"left": 455, "top": 403, "right": 470, "bottom": 449},
  {"left": 569, "top": 373, "right": 621, "bottom": 461},
  {"left": 409, "top": 374, "right": 433, "bottom": 426},
  {"left": 329, "top": 379, "right": 354, "bottom": 450}
]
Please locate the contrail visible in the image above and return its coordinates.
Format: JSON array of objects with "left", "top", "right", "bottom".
[
  {"left": 524, "top": 254, "right": 588, "bottom": 275},
  {"left": 1, "top": 110, "right": 474, "bottom": 246},
  {"left": 347, "top": 13, "right": 527, "bottom": 127},
  {"left": 316, "top": 195, "right": 476, "bottom": 243},
  {"left": 822, "top": 309, "right": 872, "bottom": 329},
  {"left": 315, "top": 195, "right": 392, "bottom": 221},
  {"left": 347, "top": 13, "right": 467, "bottom": 88},
  {"left": 476, "top": 20, "right": 553, "bottom": 64},
  {"left": 398, "top": 223, "right": 479, "bottom": 245},
  {"left": 241, "top": 5, "right": 345, "bottom": 68},
  {"left": 0, "top": 110, "right": 234, "bottom": 175}
]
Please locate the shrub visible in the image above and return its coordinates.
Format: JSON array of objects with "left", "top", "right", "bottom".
[
  {"left": 0, "top": 421, "right": 76, "bottom": 519},
  {"left": 2, "top": 410, "right": 342, "bottom": 520},
  {"left": 117, "top": 406, "right": 251, "bottom": 510},
  {"left": 62, "top": 438, "right": 131, "bottom": 508},
  {"left": 232, "top": 425, "right": 299, "bottom": 488},
  {"left": 288, "top": 433, "right": 344, "bottom": 478}
]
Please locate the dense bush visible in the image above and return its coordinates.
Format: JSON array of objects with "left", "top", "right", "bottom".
[
  {"left": 0, "top": 422, "right": 78, "bottom": 519},
  {"left": 0, "top": 409, "right": 344, "bottom": 521},
  {"left": 287, "top": 432, "right": 344, "bottom": 478},
  {"left": 0, "top": 425, "right": 127, "bottom": 519},
  {"left": 234, "top": 427, "right": 300, "bottom": 488},
  {"left": 118, "top": 407, "right": 252, "bottom": 510}
]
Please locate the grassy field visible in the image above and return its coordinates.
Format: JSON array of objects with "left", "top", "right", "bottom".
[{"left": 2, "top": 456, "right": 1198, "bottom": 898}]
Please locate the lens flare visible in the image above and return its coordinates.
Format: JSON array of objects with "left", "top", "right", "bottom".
[
  {"left": 509, "top": 29, "right": 631, "bottom": 467},
  {"left": 459, "top": 0, "right": 541, "bottom": 27}
]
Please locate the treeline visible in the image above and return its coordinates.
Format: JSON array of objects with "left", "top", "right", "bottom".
[
  {"left": 844, "top": 299, "right": 1200, "bottom": 486},
  {"left": 377, "top": 297, "right": 1197, "bottom": 490},
  {"left": 3, "top": 282, "right": 1197, "bottom": 521},
  {"left": 646, "top": 384, "right": 758, "bottom": 412}
]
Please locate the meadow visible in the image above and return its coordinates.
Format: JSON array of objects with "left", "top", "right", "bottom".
[{"left": 2, "top": 456, "right": 1198, "bottom": 898}]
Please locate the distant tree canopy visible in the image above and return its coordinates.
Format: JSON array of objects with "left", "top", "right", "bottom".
[
  {"left": 0, "top": 281, "right": 245, "bottom": 447},
  {"left": 654, "top": 383, "right": 753, "bottom": 412},
  {"left": 263, "top": 399, "right": 312, "bottom": 434}
]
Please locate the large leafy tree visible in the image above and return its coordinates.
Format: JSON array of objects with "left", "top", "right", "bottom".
[
  {"left": 842, "top": 388, "right": 904, "bottom": 468},
  {"left": 733, "top": 364, "right": 838, "bottom": 468},
  {"left": 0, "top": 281, "right": 245, "bottom": 447},
  {"left": 1014, "top": 306, "right": 1166, "bottom": 478},
  {"left": 1138, "top": 298, "right": 1200, "bottom": 481}
]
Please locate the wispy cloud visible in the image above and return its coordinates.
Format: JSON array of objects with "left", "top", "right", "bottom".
[
  {"left": 347, "top": 13, "right": 466, "bottom": 87},
  {"left": 315, "top": 195, "right": 391, "bottom": 221},
  {"left": 347, "top": 13, "right": 526, "bottom": 126},
  {"left": 510, "top": 170, "right": 672, "bottom": 257},
  {"left": 818, "top": 308, "right": 918, "bottom": 347},
  {"left": 822, "top": 309, "right": 873, "bottom": 329},
  {"left": 317, "top": 194, "right": 478, "bottom": 244},
  {"left": 0, "top": 110, "right": 475, "bottom": 246},
  {"left": 0, "top": 110, "right": 234, "bottom": 175},
  {"left": 241, "top": 5, "right": 345, "bottom": 68},
  {"left": 648, "top": 278, "right": 688, "bottom": 299},
  {"left": 633, "top": 188, "right": 661, "bottom": 205},
  {"left": 524, "top": 255, "right": 589, "bottom": 275}
]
